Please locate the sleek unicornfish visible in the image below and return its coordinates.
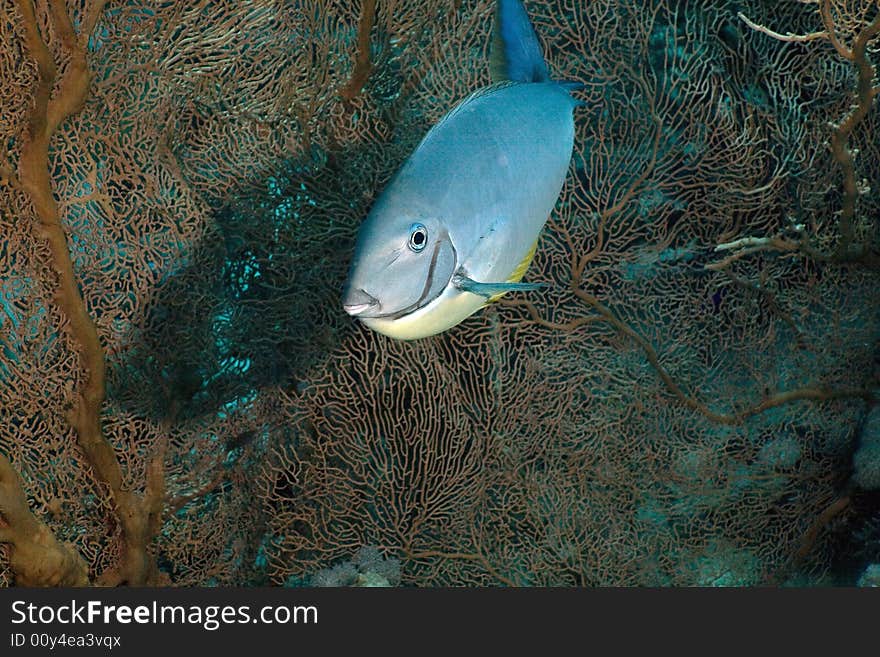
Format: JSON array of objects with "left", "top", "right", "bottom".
[{"left": 342, "top": 0, "right": 580, "bottom": 340}]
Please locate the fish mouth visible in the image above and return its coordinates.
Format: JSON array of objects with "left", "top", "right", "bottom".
[
  {"left": 342, "top": 288, "right": 380, "bottom": 317},
  {"left": 347, "top": 296, "right": 421, "bottom": 321},
  {"left": 345, "top": 234, "right": 457, "bottom": 321},
  {"left": 344, "top": 301, "right": 378, "bottom": 316}
]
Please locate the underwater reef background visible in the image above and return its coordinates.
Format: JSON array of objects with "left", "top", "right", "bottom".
[{"left": 0, "top": 0, "right": 878, "bottom": 586}]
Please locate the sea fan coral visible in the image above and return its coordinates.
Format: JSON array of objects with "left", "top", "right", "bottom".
[{"left": 1, "top": 0, "right": 878, "bottom": 587}]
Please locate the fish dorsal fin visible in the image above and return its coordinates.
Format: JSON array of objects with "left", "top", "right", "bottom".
[{"left": 490, "top": 0, "right": 550, "bottom": 84}]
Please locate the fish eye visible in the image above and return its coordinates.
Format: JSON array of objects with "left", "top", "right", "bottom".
[{"left": 409, "top": 223, "right": 428, "bottom": 252}]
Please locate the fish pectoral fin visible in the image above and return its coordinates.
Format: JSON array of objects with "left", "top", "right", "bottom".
[{"left": 453, "top": 274, "right": 546, "bottom": 299}]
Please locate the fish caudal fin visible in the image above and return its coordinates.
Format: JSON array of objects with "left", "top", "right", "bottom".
[{"left": 490, "top": 0, "right": 549, "bottom": 84}]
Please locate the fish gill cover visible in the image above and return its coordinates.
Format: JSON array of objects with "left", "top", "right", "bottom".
[{"left": 0, "top": 0, "right": 878, "bottom": 586}]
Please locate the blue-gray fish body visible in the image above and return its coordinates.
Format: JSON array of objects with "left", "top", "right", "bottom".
[{"left": 342, "top": 0, "right": 580, "bottom": 340}]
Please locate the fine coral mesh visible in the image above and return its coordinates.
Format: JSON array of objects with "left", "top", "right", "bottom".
[{"left": 0, "top": 0, "right": 878, "bottom": 586}]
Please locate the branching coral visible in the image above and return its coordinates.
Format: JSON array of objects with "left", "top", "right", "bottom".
[
  {"left": 1, "top": 0, "right": 878, "bottom": 587},
  {"left": 0, "top": 454, "right": 88, "bottom": 586},
  {"left": 718, "top": 0, "right": 880, "bottom": 265},
  {"left": 6, "top": 0, "right": 167, "bottom": 586}
]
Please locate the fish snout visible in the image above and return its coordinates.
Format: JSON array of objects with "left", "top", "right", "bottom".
[{"left": 342, "top": 287, "right": 380, "bottom": 317}]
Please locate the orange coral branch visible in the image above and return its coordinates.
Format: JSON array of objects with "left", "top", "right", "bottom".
[
  {"left": 13, "top": 0, "right": 165, "bottom": 586},
  {"left": 789, "top": 493, "right": 852, "bottom": 570},
  {"left": 340, "top": 0, "right": 378, "bottom": 101},
  {"left": 737, "top": 12, "right": 828, "bottom": 43},
  {"left": 570, "top": 289, "right": 874, "bottom": 425},
  {"left": 740, "top": 3, "right": 880, "bottom": 260},
  {"left": 829, "top": 9, "right": 880, "bottom": 256},
  {"left": 818, "top": 0, "right": 854, "bottom": 60},
  {"left": 80, "top": 0, "right": 112, "bottom": 47},
  {"left": 405, "top": 548, "right": 516, "bottom": 587},
  {"left": 0, "top": 454, "right": 89, "bottom": 586}
]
